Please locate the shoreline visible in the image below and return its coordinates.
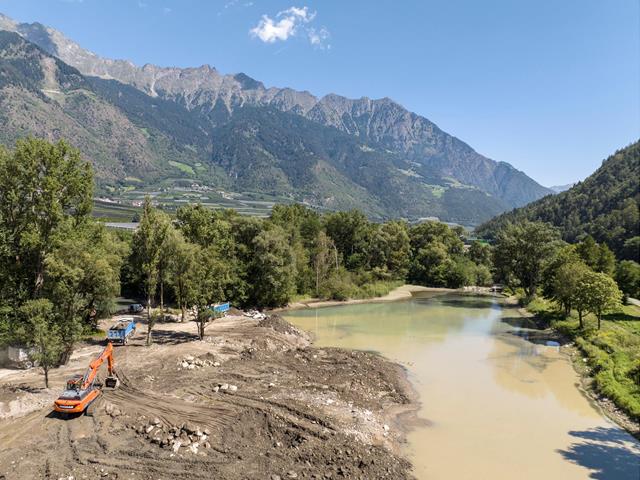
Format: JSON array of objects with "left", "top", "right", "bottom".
[
  {"left": 273, "top": 284, "right": 459, "bottom": 313},
  {"left": 504, "top": 296, "right": 640, "bottom": 440}
]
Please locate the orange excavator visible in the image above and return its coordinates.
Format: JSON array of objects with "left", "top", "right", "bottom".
[{"left": 53, "top": 342, "right": 119, "bottom": 416}]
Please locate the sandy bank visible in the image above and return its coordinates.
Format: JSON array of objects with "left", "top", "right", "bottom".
[{"left": 275, "top": 284, "right": 456, "bottom": 312}]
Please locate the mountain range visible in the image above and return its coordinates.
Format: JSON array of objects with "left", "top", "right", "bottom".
[{"left": 0, "top": 13, "right": 552, "bottom": 224}]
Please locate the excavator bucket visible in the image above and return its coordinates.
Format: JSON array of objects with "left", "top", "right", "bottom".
[{"left": 104, "top": 376, "right": 119, "bottom": 389}]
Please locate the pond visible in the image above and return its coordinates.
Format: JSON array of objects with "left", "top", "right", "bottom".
[{"left": 285, "top": 292, "right": 640, "bottom": 480}]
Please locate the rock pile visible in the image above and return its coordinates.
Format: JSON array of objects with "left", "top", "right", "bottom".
[
  {"left": 212, "top": 383, "right": 238, "bottom": 393},
  {"left": 135, "top": 418, "right": 211, "bottom": 454},
  {"left": 177, "top": 355, "right": 220, "bottom": 370},
  {"left": 103, "top": 402, "right": 123, "bottom": 418}
]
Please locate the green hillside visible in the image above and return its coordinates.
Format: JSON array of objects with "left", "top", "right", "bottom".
[{"left": 477, "top": 142, "right": 640, "bottom": 260}]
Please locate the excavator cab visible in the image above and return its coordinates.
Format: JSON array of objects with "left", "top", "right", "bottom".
[
  {"left": 66, "top": 375, "right": 83, "bottom": 391},
  {"left": 53, "top": 342, "right": 119, "bottom": 416}
]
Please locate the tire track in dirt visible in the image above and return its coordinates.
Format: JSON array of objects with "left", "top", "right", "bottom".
[
  {"left": 184, "top": 386, "right": 336, "bottom": 438},
  {"left": 108, "top": 383, "right": 238, "bottom": 431}
]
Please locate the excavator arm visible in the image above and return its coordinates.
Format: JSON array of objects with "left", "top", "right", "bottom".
[{"left": 81, "top": 342, "right": 116, "bottom": 390}]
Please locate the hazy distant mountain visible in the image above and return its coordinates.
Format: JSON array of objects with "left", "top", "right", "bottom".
[
  {"left": 0, "top": 13, "right": 553, "bottom": 223},
  {"left": 477, "top": 142, "right": 640, "bottom": 260},
  {"left": 549, "top": 183, "right": 574, "bottom": 193}
]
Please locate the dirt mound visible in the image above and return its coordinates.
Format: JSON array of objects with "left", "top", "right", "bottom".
[{"left": 258, "top": 314, "right": 305, "bottom": 337}]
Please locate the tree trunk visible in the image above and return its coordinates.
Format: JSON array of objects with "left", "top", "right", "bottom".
[
  {"left": 181, "top": 304, "right": 186, "bottom": 323},
  {"left": 160, "top": 280, "right": 164, "bottom": 316},
  {"left": 146, "top": 294, "right": 152, "bottom": 346},
  {"left": 44, "top": 366, "right": 49, "bottom": 389},
  {"left": 597, "top": 314, "right": 601, "bottom": 330},
  {"left": 578, "top": 310, "right": 584, "bottom": 329}
]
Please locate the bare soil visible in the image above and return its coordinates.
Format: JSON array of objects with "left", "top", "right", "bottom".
[{"left": 0, "top": 314, "right": 417, "bottom": 479}]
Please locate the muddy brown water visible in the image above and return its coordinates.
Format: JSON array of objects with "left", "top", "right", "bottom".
[{"left": 285, "top": 292, "right": 640, "bottom": 480}]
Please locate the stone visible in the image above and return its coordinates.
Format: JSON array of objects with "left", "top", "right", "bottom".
[
  {"left": 220, "top": 384, "right": 229, "bottom": 391},
  {"left": 152, "top": 417, "right": 161, "bottom": 426},
  {"left": 212, "top": 386, "right": 219, "bottom": 393},
  {"left": 172, "top": 441, "right": 182, "bottom": 453},
  {"left": 229, "top": 385, "right": 238, "bottom": 392}
]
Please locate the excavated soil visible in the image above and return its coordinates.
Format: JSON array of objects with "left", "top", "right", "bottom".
[{"left": 0, "top": 315, "right": 417, "bottom": 479}]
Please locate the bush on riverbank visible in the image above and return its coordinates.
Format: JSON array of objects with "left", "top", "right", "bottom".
[{"left": 527, "top": 298, "right": 640, "bottom": 421}]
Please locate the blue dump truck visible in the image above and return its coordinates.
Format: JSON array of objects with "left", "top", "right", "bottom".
[
  {"left": 208, "top": 302, "right": 230, "bottom": 316},
  {"left": 107, "top": 318, "right": 136, "bottom": 345}
]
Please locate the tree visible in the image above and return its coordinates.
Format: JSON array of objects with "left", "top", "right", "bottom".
[
  {"left": 0, "top": 139, "right": 92, "bottom": 307},
  {"left": 551, "top": 262, "right": 590, "bottom": 317},
  {"left": 595, "top": 243, "right": 616, "bottom": 276},
  {"left": 574, "top": 270, "right": 623, "bottom": 329},
  {"left": 250, "top": 226, "right": 297, "bottom": 308},
  {"left": 184, "top": 246, "right": 232, "bottom": 340},
  {"left": 171, "top": 235, "right": 197, "bottom": 322},
  {"left": 542, "top": 245, "right": 583, "bottom": 316},
  {"left": 44, "top": 222, "right": 123, "bottom": 361},
  {"left": 467, "top": 241, "right": 493, "bottom": 267},
  {"left": 323, "top": 210, "right": 372, "bottom": 270},
  {"left": 369, "top": 221, "right": 410, "bottom": 280},
  {"left": 131, "top": 198, "right": 170, "bottom": 345},
  {"left": 493, "top": 221, "right": 560, "bottom": 298},
  {"left": 409, "top": 241, "right": 450, "bottom": 287},
  {"left": 576, "top": 236, "right": 599, "bottom": 269},
  {"left": 21, "top": 299, "right": 62, "bottom": 388},
  {"left": 313, "top": 231, "right": 338, "bottom": 297},
  {"left": 408, "top": 221, "right": 464, "bottom": 287},
  {"left": 176, "top": 204, "right": 234, "bottom": 251},
  {"left": 615, "top": 260, "right": 640, "bottom": 302},
  {"left": 157, "top": 223, "right": 180, "bottom": 316}
]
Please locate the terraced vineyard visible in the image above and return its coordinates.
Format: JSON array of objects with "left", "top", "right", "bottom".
[{"left": 93, "top": 186, "right": 299, "bottom": 223}]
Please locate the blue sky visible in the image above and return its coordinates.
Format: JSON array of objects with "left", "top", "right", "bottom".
[{"left": 0, "top": 0, "right": 638, "bottom": 186}]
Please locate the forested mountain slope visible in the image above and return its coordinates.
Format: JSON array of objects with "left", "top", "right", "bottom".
[{"left": 477, "top": 142, "right": 640, "bottom": 260}]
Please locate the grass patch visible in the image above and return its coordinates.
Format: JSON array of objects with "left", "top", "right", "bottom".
[
  {"left": 169, "top": 161, "right": 195, "bottom": 175},
  {"left": 350, "top": 280, "right": 403, "bottom": 299},
  {"left": 527, "top": 298, "right": 640, "bottom": 421}
]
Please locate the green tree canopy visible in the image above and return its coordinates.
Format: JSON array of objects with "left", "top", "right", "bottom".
[
  {"left": 0, "top": 138, "right": 93, "bottom": 306},
  {"left": 493, "top": 221, "right": 560, "bottom": 298}
]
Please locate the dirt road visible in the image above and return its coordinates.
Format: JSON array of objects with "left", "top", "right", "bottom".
[{"left": 0, "top": 315, "right": 416, "bottom": 479}]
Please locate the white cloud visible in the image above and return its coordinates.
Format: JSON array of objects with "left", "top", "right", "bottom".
[
  {"left": 250, "top": 6, "right": 328, "bottom": 47},
  {"left": 308, "top": 27, "right": 330, "bottom": 49},
  {"left": 163, "top": 7, "right": 172, "bottom": 14}
]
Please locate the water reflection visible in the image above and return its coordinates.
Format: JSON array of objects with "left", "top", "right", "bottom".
[{"left": 285, "top": 293, "right": 640, "bottom": 480}]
